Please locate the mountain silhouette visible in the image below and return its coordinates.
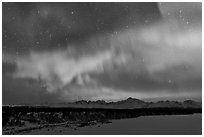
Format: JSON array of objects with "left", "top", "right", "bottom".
[{"left": 53, "top": 97, "right": 201, "bottom": 109}]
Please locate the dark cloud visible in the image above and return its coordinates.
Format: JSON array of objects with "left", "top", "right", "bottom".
[
  {"left": 94, "top": 65, "right": 202, "bottom": 92},
  {"left": 2, "top": 2, "right": 201, "bottom": 104},
  {"left": 3, "top": 75, "right": 60, "bottom": 104},
  {"left": 3, "top": 2, "right": 161, "bottom": 54}
]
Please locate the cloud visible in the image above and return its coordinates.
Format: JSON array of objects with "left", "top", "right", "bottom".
[
  {"left": 97, "top": 21, "right": 201, "bottom": 95},
  {"left": 13, "top": 49, "right": 113, "bottom": 92},
  {"left": 11, "top": 19, "right": 201, "bottom": 101},
  {"left": 59, "top": 86, "right": 201, "bottom": 102},
  {"left": 111, "top": 21, "right": 201, "bottom": 74}
]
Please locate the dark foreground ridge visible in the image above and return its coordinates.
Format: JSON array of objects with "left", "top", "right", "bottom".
[{"left": 2, "top": 98, "right": 202, "bottom": 134}]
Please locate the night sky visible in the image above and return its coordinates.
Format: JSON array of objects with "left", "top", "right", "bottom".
[{"left": 2, "top": 2, "right": 202, "bottom": 104}]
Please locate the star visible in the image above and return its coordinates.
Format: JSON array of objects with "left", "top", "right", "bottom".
[
  {"left": 182, "top": 18, "right": 185, "bottom": 21},
  {"left": 49, "top": 34, "right": 52, "bottom": 39},
  {"left": 179, "top": 9, "right": 183, "bottom": 14},
  {"left": 114, "top": 31, "right": 118, "bottom": 35},
  {"left": 145, "top": 20, "right": 149, "bottom": 23},
  {"left": 16, "top": 51, "right": 19, "bottom": 56},
  {"left": 168, "top": 80, "right": 172, "bottom": 84},
  {"left": 186, "top": 21, "right": 190, "bottom": 24}
]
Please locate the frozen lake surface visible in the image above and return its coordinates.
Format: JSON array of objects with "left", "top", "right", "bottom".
[{"left": 24, "top": 114, "right": 202, "bottom": 135}]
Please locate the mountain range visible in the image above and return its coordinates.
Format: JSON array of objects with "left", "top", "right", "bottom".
[{"left": 54, "top": 97, "right": 202, "bottom": 109}]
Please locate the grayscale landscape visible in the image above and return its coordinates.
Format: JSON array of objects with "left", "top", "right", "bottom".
[{"left": 2, "top": 2, "right": 202, "bottom": 135}]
